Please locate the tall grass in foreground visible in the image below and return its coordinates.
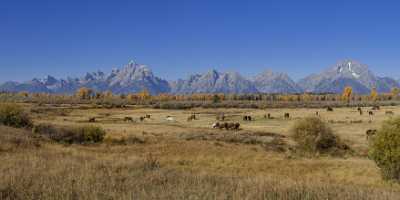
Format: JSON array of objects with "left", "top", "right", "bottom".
[{"left": 1, "top": 150, "right": 399, "bottom": 200}]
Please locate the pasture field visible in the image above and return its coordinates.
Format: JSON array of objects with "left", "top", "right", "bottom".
[{"left": 2, "top": 103, "right": 400, "bottom": 199}]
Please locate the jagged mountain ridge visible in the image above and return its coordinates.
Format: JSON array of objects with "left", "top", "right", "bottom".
[
  {"left": 1, "top": 59, "right": 399, "bottom": 95},
  {"left": 298, "top": 60, "right": 399, "bottom": 94},
  {"left": 253, "top": 70, "right": 303, "bottom": 94},
  {"left": 170, "top": 70, "right": 258, "bottom": 94},
  {"left": 0, "top": 61, "right": 171, "bottom": 95}
]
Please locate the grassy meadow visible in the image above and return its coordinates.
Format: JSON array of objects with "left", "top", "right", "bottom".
[{"left": 1, "top": 103, "right": 400, "bottom": 199}]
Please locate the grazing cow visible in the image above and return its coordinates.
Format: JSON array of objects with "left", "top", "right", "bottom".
[
  {"left": 372, "top": 105, "right": 380, "bottom": 111},
  {"left": 145, "top": 114, "right": 151, "bottom": 119},
  {"left": 234, "top": 122, "right": 240, "bottom": 130},
  {"left": 88, "top": 117, "right": 96, "bottom": 123},
  {"left": 243, "top": 116, "right": 252, "bottom": 121},
  {"left": 212, "top": 122, "right": 240, "bottom": 130},
  {"left": 187, "top": 114, "right": 196, "bottom": 121},
  {"left": 223, "top": 122, "right": 229, "bottom": 130},
  {"left": 368, "top": 111, "right": 374, "bottom": 116},
  {"left": 386, "top": 111, "right": 394, "bottom": 115},
  {"left": 139, "top": 116, "right": 145, "bottom": 122},
  {"left": 124, "top": 117, "right": 133, "bottom": 122},
  {"left": 366, "top": 129, "right": 377, "bottom": 140},
  {"left": 226, "top": 122, "right": 238, "bottom": 130},
  {"left": 212, "top": 122, "right": 220, "bottom": 129},
  {"left": 284, "top": 113, "right": 290, "bottom": 119},
  {"left": 227, "top": 123, "right": 235, "bottom": 130},
  {"left": 326, "top": 107, "right": 334, "bottom": 112},
  {"left": 267, "top": 113, "right": 272, "bottom": 119},
  {"left": 357, "top": 107, "right": 363, "bottom": 115},
  {"left": 166, "top": 116, "right": 175, "bottom": 121}
]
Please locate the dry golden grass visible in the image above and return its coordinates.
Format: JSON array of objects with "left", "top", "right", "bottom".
[{"left": 2, "top": 104, "right": 400, "bottom": 199}]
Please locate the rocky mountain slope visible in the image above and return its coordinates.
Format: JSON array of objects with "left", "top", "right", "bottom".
[
  {"left": 170, "top": 70, "right": 258, "bottom": 94},
  {"left": 1, "top": 59, "right": 399, "bottom": 95},
  {"left": 0, "top": 61, "right": 171, "bottom": 95},
  {"left": 298, "top": 60, "right": 399, "bottom": 94},
  {"left": 253, "top": 70, "right": 303, "bottom": 94}
]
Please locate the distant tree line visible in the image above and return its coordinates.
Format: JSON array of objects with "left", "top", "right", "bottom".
[{"left": 1, "top": 86, "right": 400, "bottom": 107}]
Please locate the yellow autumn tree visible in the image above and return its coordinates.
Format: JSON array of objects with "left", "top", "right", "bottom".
[
  {"left": 391, "top": 87, "right": 400, "bottom": 100},
  {"left": 370, "top": 87, "right": 378, "bottom": 101},
  {"left": 138, "top": 89, "right": 151, "bottom": 101},
  {"left": 76, "top": 87, "right": 93, "bottom": 100},
  {"left": 342, "top": 86, "right": 353, "bottom": 103}
]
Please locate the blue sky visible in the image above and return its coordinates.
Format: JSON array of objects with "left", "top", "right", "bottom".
[{"left": 1, "top": 0, "right": 400, "bottom": 83}]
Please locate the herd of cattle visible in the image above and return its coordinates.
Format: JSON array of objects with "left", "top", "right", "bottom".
[{"left": 86, "top": 105, "right": 395, "bottom": 139}]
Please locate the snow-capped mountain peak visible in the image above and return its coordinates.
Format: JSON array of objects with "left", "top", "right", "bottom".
[{"left": 298, "top": 59, "right": 399, "bottom": 94}]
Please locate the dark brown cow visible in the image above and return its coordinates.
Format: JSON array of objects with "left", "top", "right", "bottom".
[
  {"left": 368, "top": 111, "right": 374, "bottom": 116},
  {"left": 187, "top": 114, "right": 197, "bottom": 121},
  {"left": 88, "top": 117, "right": 96, "bottom": 123},
  {"left": 357, "top": 107, "right": 363, "bottom": 115},
  {"left": 124, "top": 117, "right": 133, "bottom": 122},
  {"left": 284, "top": 113, "right": 290, "bottom": 119},
  {"left": 326, "top": 107, "right": 334, "bottom": 112},
  {"left": 234, "top": 122, "right": 240, "bottom": 130},
  {"left": 243, "top": 116, "right": 252, "bottom": 121}
]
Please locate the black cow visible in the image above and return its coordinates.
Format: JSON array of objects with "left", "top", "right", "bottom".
[{"left": 284, "top": 113, "right": 290, "bottom": 119}]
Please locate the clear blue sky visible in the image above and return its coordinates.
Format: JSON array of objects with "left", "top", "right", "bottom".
[{"left": 1, "top": 0, "right": 400, "bottom": 83}]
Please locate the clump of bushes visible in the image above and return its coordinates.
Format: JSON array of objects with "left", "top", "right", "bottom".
[
  {"left": 0, "top": 103, "right": 32, "bottom": 128},
  {"left": 291, "top": 117, "right": 348, "bottom": 155},
  {"left": 33, "top": 124, "right": 106, "bottom": 144},
  {"left": 369, "top": 117, "right": 400, "bottom": 182}
]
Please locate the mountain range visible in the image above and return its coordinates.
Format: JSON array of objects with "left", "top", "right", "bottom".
[{"left": 1, "top": 59, "right": 399, "bottom": 95}]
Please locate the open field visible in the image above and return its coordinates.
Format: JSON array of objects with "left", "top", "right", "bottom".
[{"left": 2, "top": 103, "right": 400, "bottom": 199}]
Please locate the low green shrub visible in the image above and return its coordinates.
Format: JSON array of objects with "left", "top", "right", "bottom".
[
  {"left": 369, "top": 117, "right": 400, "bottom": 182},
  {"left": 33, "top": 124, "right": 106, "bottom": 144},
  {"left": 0, "top": 103, "right": 32, "bottom": 128},
  {"left": 291, "top": 117, "right": 347, "bottom": 155}
]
